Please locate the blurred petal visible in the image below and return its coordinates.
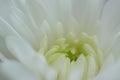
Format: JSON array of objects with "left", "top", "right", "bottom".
[
  {"left": 0, "top": 0, "right": 120, "bottom": 80},
  {"left": 6, "top": 36, "right": 57, "bottom": 80},
  {"left": 93, "top": 59, "right": 120, "bottom": 80},
  {"left": 100, "top": 0, "right": 120, "bottom": 48},
  {"left": 0, "top": 37, "right": 15, "bottom": 59},
  {"left": 68, "top": 55, "right": 86, "bottom": 80},
  {"left": 0, "top": 53, "right": 39, "bottom": 80},
  {"left": 51, "top": 55, "right": 70, "bottom": 80},
  {"left": 0, "top": 17, "right": 20, "bottom": 37},
  {"left": 0, "top": 0, "right": 11, "bottom": 21}
]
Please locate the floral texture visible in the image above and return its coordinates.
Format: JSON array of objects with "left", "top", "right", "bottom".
[{"left": 0, "top": 0, "right": 120, "bottom": 80}]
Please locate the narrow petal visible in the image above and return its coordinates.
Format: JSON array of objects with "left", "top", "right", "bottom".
[
  {"left": 68, "top": 55, "right": 86, "bottom": 80},
  {"left": 6, "top": 36, "right": 57, "bottom": 80},
  {"left": 0, "top": 37, "right": 15, "bottom": 59},
  {"left": 0, "top": 17, "right": 20, "bottom": 37},
  {"left": 72, "top": 0, "right": 105, "bottom": 34}
]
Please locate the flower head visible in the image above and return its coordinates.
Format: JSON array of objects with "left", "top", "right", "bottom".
[{"left": 0, "top": 0, "right": 120, "bottom": 80}]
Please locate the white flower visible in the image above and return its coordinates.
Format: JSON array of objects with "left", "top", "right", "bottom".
[{"left": 0, "top": 0, "right": 120, "bottom": 80}]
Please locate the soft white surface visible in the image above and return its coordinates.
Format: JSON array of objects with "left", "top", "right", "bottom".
[{"left": 0, "top": 0, "right": 120, "bottom": 80}]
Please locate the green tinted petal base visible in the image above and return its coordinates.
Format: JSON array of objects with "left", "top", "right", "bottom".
[{"left": 45, "top": 33, "right": 101, "bottom": 69}]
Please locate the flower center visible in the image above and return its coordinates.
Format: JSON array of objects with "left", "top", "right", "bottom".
[{"left": 45, "top": 33, "right": 101, "bottom": 66}]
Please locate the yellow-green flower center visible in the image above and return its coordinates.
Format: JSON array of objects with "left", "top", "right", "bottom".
[{"left": 45, "top": 33, "right": 101, "bottom": 69}]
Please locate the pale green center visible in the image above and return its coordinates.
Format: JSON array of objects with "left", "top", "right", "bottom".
[{"left": 45, "top": 33, "right": 101, "bottom": 68}]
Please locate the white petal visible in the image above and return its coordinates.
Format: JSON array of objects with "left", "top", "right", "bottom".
[
  {"left": 40, "top": 20, "right": 52, "bottom": 41},
  {"left": 109, "top": 32, "right": 120, "bottom": 59},
  {"left": 93, "top": 59, "right": 120, "bottom": 80},
  {"left": 99, "top": 0, "right": 120, "bottom": 48},
  {"left": 51, "top": 22, "right": 64, "bottom": 38},
  {"left": 68, "top": 55, "right": 86, "bottom": 80},
  {"left": 0, "top": 0, "right": 11, "bottom": 21},
  {"left": 0, "top": 17, "right": 20, "bottom": 37},
  {"left": 72, "top": 0, "right": 104, "bottom": 34},
  {"left": 6, "top": 36, "right": 47, "bottom": 67},
  {"left": 0, "top": 17, "right": 22, "bottom": 59},
  {"left": 6, "top": 36, "right": 57, "bottom": 79},
  {"left": 0, "top": 54, "right": 39, "bottom": 80},
  {"left": 102, "top": 32, "right": 120, "bottom": 59},
  {"left": 11, "top": 7, "right": 39, "bottom": 49},
  {"left": 87, "top": 56, "right": 98, "bottom": 79},
  {"left": 51, "top": 55, "right": 70, "bottom": 80},
  {"left": 11, "top": 0, "right": 43, "bottom": 49},
  {"left": 0, "top": 37, "right": 15, "bottom": 59},
  {"left": 100, "top": 54, "right": 114, "bottom": 71}
]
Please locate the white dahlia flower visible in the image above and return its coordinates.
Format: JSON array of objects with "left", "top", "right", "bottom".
[{"left": 0, "top": 0, "right": 120, "bottom": 80}]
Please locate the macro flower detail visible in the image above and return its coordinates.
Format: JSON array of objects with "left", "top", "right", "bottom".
[
  {"left": 45, "top": 33, "right": 102, "bottom": 80},
  {"left": 0, "top": 0, "right": 120, "bottom": 80}
]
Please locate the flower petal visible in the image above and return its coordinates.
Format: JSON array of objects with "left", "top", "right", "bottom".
[
  {"left": 68, "top": 55, "right": 86, "bottom": 80},
  {"left": 72, "top": 0, "right": 105, "bottom": 34},
  {"left": 93, "top": 59, "right": 120, "bottom": 80},
  {"left": 99, "top": 0, "right": 120, "bottom": 48},
  {"left": 0, "top": 17, "right": 20, "bottom": 37},
  {"left": 0, "top": 53, "right": 39, "bottom": 80},
  {"left": 6, "top": 36, "right": 57, "bottom": 80},
  {"left": 50, "top": 55, "right": 70, "bottom": 80},
  {"left": 0, "top": 37, "right": 15, "bottom": 59},
  {"left": 0, "top": 0, "right": 11, "bottom": 21}
]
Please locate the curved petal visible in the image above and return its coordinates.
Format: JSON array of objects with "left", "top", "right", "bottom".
[
  {"left": 72, "top": 0, "right": 105, "bottom": 34},
  {"left": 0, "top": 37, "right": 15, "bottom": 59},
  {"left": 6, "top": 36, "right": 57, "bottom": 80},
  {"left": 10, "top": 0, "right": 106, "bottom": 35},
  {"left": 99, "top": 0, "right": 120, "bottom": 48},
  {"left": 50, "top": 55, "right": 70, "bottom": 80},
  {"left": 68, "top": 55, "right": 86, "bottom": 80},
  {"left": 0, "top": 53, "right": 39, "bottom": 80},
  {"left": 93, "top": 59, "right": 120, "bottom": 80}
]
